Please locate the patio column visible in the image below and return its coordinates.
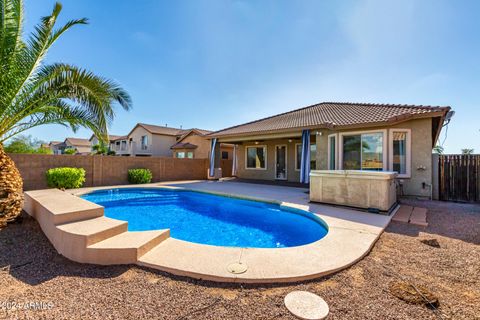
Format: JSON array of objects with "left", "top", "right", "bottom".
[
  {"left": 232, "top": 144, "right": 238, "bottom": 176},
  {"left": 300, "top": 129, "right": 311, "bottom": 184},
  {"left": 208, "top": 138, "right": 222, "bottom": 179}
]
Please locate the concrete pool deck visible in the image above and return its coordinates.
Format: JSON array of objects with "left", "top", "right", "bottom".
[{"left": 24, "top": 180, "right": 395, "bottom": 283}]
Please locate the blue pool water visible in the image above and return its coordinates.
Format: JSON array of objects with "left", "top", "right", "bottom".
[{"left": 81, "top": 188, "right": 328, "bottom": 248}]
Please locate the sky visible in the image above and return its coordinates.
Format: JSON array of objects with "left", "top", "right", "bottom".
[{"left": 21, "top": 0, "right": 480, "bottom": 153}]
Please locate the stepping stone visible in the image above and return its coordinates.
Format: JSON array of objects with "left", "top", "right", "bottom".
[
  {"left": 284, "top": 291, "right": 329, "bottom": 320},
  {"left": 392, "top": 205, "right": 413, "bottom": 223},
  {"left": 410, "top": 207, "right": 428, "bottom": 226}
]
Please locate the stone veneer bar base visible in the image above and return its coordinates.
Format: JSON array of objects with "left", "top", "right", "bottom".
[{"left": 24, "top": 180, "right": 394, "bottom": 283}]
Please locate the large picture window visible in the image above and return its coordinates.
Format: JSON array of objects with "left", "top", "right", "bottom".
[
  {"left": 389, "top": 129, "right": 411, "bottom": 177},
  {"left": 295, "top": 144, "right": 317, "bottom": 170},
  {"left": 246, "top": 146, "right": 266, "bottom": 169},
  {"left": 341, "top": 131, "right": 385, "bottom": 171}
]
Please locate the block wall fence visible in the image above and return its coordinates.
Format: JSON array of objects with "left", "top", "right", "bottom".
[{"left": 8, "top": 154, "right": 214, "bottom": 190}]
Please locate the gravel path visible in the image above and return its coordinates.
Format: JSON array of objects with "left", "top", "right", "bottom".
[{"left": 1, "top": 199, "right": 479, "bottom": 319}]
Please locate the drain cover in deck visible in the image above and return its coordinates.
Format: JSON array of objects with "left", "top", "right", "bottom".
[
  {"left": 284, "top": 291, "right": 329, "bottom": 320},
  {"left": 227, "top": 262, "right": 248, "bottom": 274}
]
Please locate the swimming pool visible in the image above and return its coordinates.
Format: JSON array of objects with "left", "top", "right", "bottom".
[{"left": 81, "top": 188, "right": 328, "bottom": 248}]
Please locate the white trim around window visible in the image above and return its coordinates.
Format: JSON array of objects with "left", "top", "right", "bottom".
[
  {"left": 388, "top": 128, "right": 412, "bottom": 178},
  {"left": 245, "top": 145, "right": 267, "bottom": 170},
  {"left": 327, "top": 133, "right": 338, "bottom": 170},
  {"left": 338, "top": 129, "right": 388, "bottom": 171}
]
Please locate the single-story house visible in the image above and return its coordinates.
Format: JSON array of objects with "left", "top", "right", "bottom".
[{"left": 208, "top": 102, "right": 452, "bottom": 197}]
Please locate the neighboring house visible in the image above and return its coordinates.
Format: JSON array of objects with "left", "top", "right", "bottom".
[
  {"left": 171, "top": 128, "right": 213, "bottom": 159},
  {"left": 89, "top": 134, "right": 125, "bottom": 153},
  {"left": 48, "top": 141, "right": 63, "bottom": 154},
  {"left": 115, "top": 123, "right": 187, "bottom": 157},
  {"left": 114, "top": 123, "right": 223, "bottom": 158},
  {"left": 208, "top": 102, "right": 452, "bottom": 197},
  {"left": 63, "top": 137, "right": 91, "bottom": 155}
]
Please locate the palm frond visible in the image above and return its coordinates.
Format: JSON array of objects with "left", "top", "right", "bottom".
[{"left": 0, "top": 0, "right": 132, "bottom": 144}]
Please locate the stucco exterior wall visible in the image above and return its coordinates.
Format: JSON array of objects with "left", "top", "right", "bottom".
[
  {"left": 232, "top": 118, "right": 434, "bottom": 197},
  {"left": 128, "top": 126, "right": 177, "bottom": 157},
  {"left": 236, "top": 137, "right": 315, "bottom": 183},
  {"left": 174, "top": 133, "right": 211, "bottom": 159}
]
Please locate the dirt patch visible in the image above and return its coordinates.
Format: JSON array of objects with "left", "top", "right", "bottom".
[{"left": 0, "top": 199, "right": 479, "bottom": 319}]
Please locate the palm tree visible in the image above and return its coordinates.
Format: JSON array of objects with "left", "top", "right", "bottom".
[
  {"left": 0, "top": 1, "right": 132, "bottom": 226},
  {"left": 461, "top": 148, "right": 474, "bottom": 155},
  {"left": 433, "top": 145, "right": 444, "bottom": 154}
]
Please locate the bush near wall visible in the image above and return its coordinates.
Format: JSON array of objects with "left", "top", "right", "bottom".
[
  {"left": 46, "top": 167, "right": 86, "bottom": 189},
  {"left": 128, "top": 168, "right": 153, "bottom": 184}
]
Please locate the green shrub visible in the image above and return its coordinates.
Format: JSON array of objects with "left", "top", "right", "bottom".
[
  {"left": 64, "top": 148, "right": 76, "bottom": 155},
  {"left": 128, "top": 168, "right": 152, "bottom": 184},
  {"left": 46, "top": 167, "right": 86, "bottom": 189}
]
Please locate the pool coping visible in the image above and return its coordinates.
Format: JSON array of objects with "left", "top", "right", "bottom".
[{"left": 24, "top": 180, "right": 395, "bottom": 283}]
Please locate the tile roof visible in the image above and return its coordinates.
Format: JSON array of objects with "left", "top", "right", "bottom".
[
  {"left": 209, "top": 102, "right": 451, "bottom": 137},
  {"left": 131, "top": 123, "right": 212, "bottom": 138},
  {"left": 64, "top": 138, "right": 91, "bottom": 146},
  {"left": 136, "top": 123, "right": 187, "bottom": 136},
  {"left": 170, "top": 142, "right": 198, "bottom": 149},
  {"left": 109, "top": 135, "right": 127, "bottom": 141}
]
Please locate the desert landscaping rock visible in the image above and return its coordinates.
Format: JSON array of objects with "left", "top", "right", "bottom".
[
  {"left": 0, "top": 198, "right": 478, "bottom": 319},
  {"left": 284, "top": 291, "right": 329, "bottom": 320}
]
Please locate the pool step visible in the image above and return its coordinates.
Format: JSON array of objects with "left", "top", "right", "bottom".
[
  {"left": 86, "top": 229, "right": 170, "bottom": 265},
  {"left": 54, "top": 217, "right": 128, "bottom": 263},
  {"left": 24, "top": 188, "right": 172, "bottom": 266},
  {"left": 25, "top": 189, "right": 104, "bottom": 225}
]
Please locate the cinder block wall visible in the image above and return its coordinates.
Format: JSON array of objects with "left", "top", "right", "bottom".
[{"left": 8, "top": 154, "right": 210, "bottom": 190}]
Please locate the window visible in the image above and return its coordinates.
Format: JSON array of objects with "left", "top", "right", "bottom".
[
  {"left": 221, "top": 151, "right": 229, "bottom": 159},
  {"left": 176, "top": 152, "right": 185, "bottom": 158},
  {"left": 295, "top": 144, "right": 317, "bottom": 170},
  {"left": 187, "top": 152, "right": 194, "bottom": 159},
  {"left": 328, "top": 134, "right": 337, "bottom": 170},
  {"left": 310, "top": 144, "right": 317, "bottom": 170},
  {"left": 121, "top": 140, "right": 127, "bottom": 151},
  {"left": 141, "top": 135, "right": 148, "bottom": 150},
  {"left": 246, "top": 146, "right": 266, "bottom": 169},
  {"left": 115, "top": 141, "right": 120, "bottom": 151},
  {"left": 341, "top": 131, "right": 386, "bottom": 171},
  {"left": 389, "top": 129, "right": 411, "bottom": 177}
]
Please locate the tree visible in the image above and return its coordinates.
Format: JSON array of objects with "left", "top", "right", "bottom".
[
  {"left": 0, "top": 1, "right": 132, "bottom": 226},
  {"left": 4, "top": 134, "right": 51, "bottom": 154},
  {"left": 461, "top": 148, "right": 474, "bottom": 155},
  {"left": 63, "top": 148, "right": 76, "bottom": 155},
  {"left": 92, "top": 142, "right": 108, "bottom": 155},
  {"left": 433, "top": 145, "right": 444, "bottom": 154}
]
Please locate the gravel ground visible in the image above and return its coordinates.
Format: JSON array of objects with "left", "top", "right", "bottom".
[{"left": 0, "top": 199, "right": 479, "bottom": 320}]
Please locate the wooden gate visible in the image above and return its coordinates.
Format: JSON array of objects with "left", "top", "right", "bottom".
[{"left": 438, "top": 154, "right": 480, "bottom": 202}]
